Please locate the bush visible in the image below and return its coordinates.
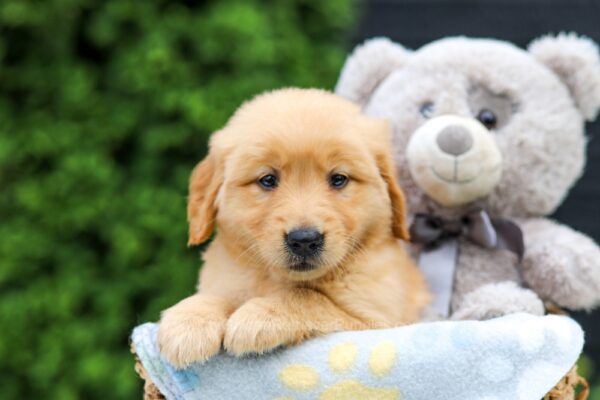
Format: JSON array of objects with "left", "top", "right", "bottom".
[{"left": 0, "top": 1, "right": 355, "bottom": 398}]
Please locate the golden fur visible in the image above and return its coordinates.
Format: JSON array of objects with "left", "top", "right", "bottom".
[{"left": 157, "top": 88, "right": 430, "bottom": 367}]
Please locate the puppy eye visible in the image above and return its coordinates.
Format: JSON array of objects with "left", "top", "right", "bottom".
[
  {"left": 257, "top": 174, "right": 278, "bottom": 190},
  {"left": 329, "top": 174, "right": 348, "bottom": 189},
  {"left": 420, "top": 101, "right": 435, "bottom": 118},
  {"left": 477, "top": 108, "right": 497, "bottom": 129}
]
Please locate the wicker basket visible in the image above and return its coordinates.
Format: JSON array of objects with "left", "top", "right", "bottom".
[
  {"left": 133, "top": 348, "right": 165, "bottom": 400},
  {"left": 543, "top": 365, "right": 589, "bottom": 400}
]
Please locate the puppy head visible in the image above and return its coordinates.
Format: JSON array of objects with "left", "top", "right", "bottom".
[{"left": 188, "top": 88, "right": 408, "bottom": 280}]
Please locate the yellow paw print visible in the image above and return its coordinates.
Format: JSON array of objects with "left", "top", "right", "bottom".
[{"left": 276, "top": 341, "right": 400, "bottom": 400}]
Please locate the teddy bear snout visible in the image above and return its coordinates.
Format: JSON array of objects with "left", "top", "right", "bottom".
[
  {"left": 405, "top": 114, "right": 503, "bottom": 207},
  {"left": 436, "top": 125, "right": 473, "bottom": 156}
]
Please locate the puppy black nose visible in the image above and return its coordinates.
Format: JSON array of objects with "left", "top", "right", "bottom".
[{"left": 285, "top": 228, "right": 324, "bottom": 258}]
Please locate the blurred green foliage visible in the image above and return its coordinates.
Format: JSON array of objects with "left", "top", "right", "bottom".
[
  {"left": 0, "top": 0, "right": 355, "bottom": 398},
  {"left": 579, "top": 355, "right": 600, "bottom": 399}
]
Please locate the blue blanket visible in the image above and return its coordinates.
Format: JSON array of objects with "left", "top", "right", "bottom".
[{"left": 131, "top": 313, "right": 583, "bottom": 400}]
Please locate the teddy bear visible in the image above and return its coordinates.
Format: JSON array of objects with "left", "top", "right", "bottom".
[{"left": 335, "top": 33, "right": 600, "bottom": 320}]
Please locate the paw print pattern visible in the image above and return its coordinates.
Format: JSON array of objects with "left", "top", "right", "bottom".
[{"left": 276, "top": 341, "right": 400, "bottom": 400}]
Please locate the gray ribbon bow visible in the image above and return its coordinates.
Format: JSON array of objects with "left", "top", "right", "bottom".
[
  {"left": 409, "top": 209, "right": 525, "bottom": 317},
  {"left": 410, "top": 209, "right": 524, "bottom": 260}
]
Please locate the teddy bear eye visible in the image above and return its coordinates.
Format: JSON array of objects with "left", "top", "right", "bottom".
[
  {"left": 420, "top": 102, "right": 435, "bottom": 118},
  {"left": 477, "top": 109, "right": 497, "bottom": 129}
]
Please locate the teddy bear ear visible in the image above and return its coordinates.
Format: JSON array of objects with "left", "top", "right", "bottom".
[
  {"left": 335, "top": 37, "right": 411, "bottom": 107},
  {"left": 528, "top": 33, "right": 600, "bottom": 121}
]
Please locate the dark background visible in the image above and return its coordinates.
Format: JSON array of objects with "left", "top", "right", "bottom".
[{"left": 353, "top": 0, "right": 600, "bottom": 371}]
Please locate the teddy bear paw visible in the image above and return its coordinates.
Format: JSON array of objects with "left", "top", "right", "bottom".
[{"left": 451, "top": 281, "right": 545, "bottom": 320}]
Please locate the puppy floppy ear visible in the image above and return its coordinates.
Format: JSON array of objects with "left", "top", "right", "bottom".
[
  {"left": 368, "top": 119, "right": 410, "bottom": 241},
  {"left": 528, "top": 33, "right": 600, "bottom": 121},
  {"left": 187, "top": 150, "right": 224, "bottom": 246},
  {"left": 335, "top": 37, "right": 410, "bottom": 107},
  {"left": 378, "top": 152, "right": 410, "bottom": 241}
]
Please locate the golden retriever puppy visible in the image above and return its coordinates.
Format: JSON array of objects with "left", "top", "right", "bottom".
[{"left": 157, "top": 88, "right": 430, "bottom": 368}]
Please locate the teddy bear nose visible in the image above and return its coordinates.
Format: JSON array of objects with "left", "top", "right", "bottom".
[{"left": 436, "top": 125, "right": 474, "bottom": 156}]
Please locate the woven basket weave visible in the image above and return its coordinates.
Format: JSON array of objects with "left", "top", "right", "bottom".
[
  {"left": 133, "top": 348, "right": 165, "bottom": 400},
  {"left": 543, "top": 365, "right": 589, "bottom": 400}
]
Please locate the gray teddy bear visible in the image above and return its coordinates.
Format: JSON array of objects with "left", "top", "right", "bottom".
[{"left": 336, "top": 34, "right": 600, "bottom": 320}]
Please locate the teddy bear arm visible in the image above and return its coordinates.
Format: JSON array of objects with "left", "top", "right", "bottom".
[
  {"left": 451, "top": 281, "right": 545, "bottom": 320},
  {"left": 520, "top": 218, "right": 600, "bottom": 311}
]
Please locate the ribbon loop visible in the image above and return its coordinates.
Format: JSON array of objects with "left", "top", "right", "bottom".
[{"left": 410, "top": 209, "right": 524, "bottom": 261}]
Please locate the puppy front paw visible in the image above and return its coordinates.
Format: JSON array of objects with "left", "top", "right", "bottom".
[
  {"left": 224, "top": 298, "right": 304, "bottom": 356},
  {"left": 157, "top": 311, "right": 226, "bottom": 368}
]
